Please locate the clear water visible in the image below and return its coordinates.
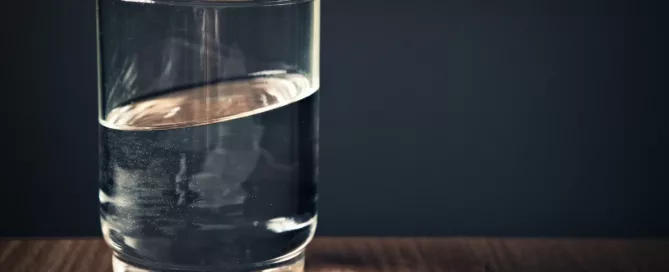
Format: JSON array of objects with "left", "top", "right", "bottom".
[{"left": 99, "top": 74, "right": 318, "bottom": 270}]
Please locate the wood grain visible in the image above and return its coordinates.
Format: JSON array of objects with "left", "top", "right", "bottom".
[{"left": 1, "top": 238, "right": 667, "bottom": 272}]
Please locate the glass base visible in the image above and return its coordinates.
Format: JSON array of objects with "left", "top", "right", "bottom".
[{"left": 112, "top": 252, "right": 305, "bottom": 272}]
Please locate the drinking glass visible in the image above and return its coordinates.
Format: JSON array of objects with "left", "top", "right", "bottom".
[{"left": 97, "top": 0, "right": 320, "bottom": 271}]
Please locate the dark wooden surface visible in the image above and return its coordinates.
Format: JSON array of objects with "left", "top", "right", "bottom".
[{"left": 1, "top": 238, "right": 668, "bottom": 272}]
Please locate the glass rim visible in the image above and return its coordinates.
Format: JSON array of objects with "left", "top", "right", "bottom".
[{"left": 119, "top": 0, "right": 313, "bottom": 7}]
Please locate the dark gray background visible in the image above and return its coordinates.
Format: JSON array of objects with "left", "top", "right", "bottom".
[{"left": 3, "top": 0, "right": 668, "bottom": 237}]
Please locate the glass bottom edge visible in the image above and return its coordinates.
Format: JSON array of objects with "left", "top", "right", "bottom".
[{"left": 112, "top": 251, "right": 305, "bottom": 272}]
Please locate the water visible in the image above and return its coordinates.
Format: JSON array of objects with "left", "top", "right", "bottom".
[{"left": 99, "top": 74, "right": 318, "bottom": 270}]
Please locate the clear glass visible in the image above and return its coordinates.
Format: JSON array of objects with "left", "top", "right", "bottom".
[{"left": 96, "top": 0, "right": 320, "bottom": 271}]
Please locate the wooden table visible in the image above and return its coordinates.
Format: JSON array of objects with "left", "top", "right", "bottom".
[{"left": 1, "top": 238, "right": 668, "bottom": 271}]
